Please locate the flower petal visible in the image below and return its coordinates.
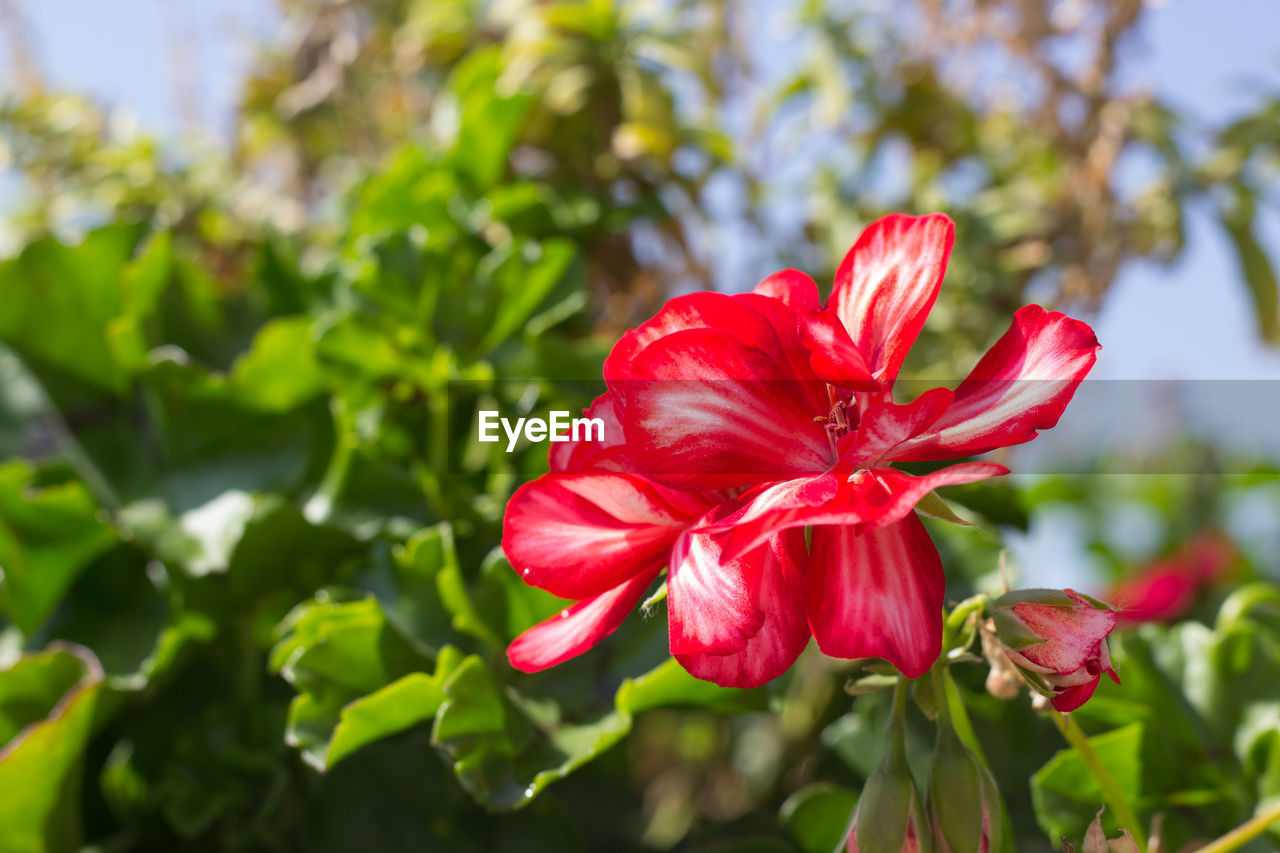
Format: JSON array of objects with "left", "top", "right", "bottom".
[
  {"left": 1049, "top": 677, "right": 1099, "bottom": 712},
  {"left": 889, "top": 305, "right": 1100, "bottom": 462},
  {"left": 667, "top": 525, "right": 764, "bottom": 656},
  {"left": 694, "top": 473, "right": 840, "bottom": 558},
  {"left": 675, "top": 529, "right": 810, "bottom": 687},
  {"left": 753, "top": 268, "right": 821, "bottom": 310},
  {"left": 799, "top": 309, "right": 877, "bottom": 389},
  {"left": 507, "top": 567, "right": 661, "bottom": 672},
  {"left": 605, "top": 291, "right": 803, "bottom": 384},
  {"left": 503, "top": 472, "right": 711, "bottom": 600},
  {"left": 859, "top": 463, "right": 1009, "bottom": 533},
  {"left": 615, "top": 328, "right": 834, "bottom": 489},
  {"left": 829, "top": 213, "right": 955, "bottom": 385},
  {"left": 807, "top": 512, "right": 944, "bottom": 678},
  {"left": 703, "top": 462, "right": 1006, "bottom": 561}
]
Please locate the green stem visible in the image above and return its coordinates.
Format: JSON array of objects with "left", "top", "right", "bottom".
[
  {"left": 889, "top": 674, "right": 909, "bottom": 723},
  {"left": 932, "top": 662, "right": 989, "bottom": 766},
  {"left": 1195, "top": 799, "right": 1280, "bottom": 853},
  {"left": 942, "top": 593, "right": 988, "bottom": 652},
  {"left": 1050, "top": 711, "right": 1148, "bottom": 852}
]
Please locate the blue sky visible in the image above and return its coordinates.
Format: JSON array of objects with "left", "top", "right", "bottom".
[{"left": 2, "top": 0, "right": 1279, "bottom": 586}]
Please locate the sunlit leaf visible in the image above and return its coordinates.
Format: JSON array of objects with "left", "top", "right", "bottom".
[{"left": 0, "top": 644, "right": 104, "bottom": 853}]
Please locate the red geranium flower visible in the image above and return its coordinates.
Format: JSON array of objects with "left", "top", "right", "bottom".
[
  {"left": 504, "top": 212, "right": 1100, "bottom": 688},
  {"left": 608, "top": 213, "right": 1100, "bottom": 678}
]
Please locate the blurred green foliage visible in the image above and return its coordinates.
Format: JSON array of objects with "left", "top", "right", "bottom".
[{"left": 1, "top": 1, "right": 1279, "bottom": 851}]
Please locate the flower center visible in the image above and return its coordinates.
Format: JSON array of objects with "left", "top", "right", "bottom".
[{"left": 813, "top": 384, "right": 858, "bottom": 457}]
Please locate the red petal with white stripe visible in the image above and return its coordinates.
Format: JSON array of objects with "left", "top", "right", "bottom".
[
  {"left": 828, "top": 213, "right": 955, "bottom": 386},
  {"left": 507, "top": 567, "right": 661, "bottom": 672},
  {"left": 675, "top": 528, "right": 810, "bottom": 687},
  {"left": 503, "top": 472, "right": 712, "bottom": 600},
  {"left": 548, "top": 392, "right": 631, "bottom": 474},
  {"left": 799, "top": 309, "right": 878, "bottom": 390},
  {"left": 890, "top": 305, "right": 1100, "bottom": 462},
  {"left": 605, "top": 291, "right": 806, "bottom": 385},
  {"left": 667, "top": 524, "right": 765, "bottom": 655},
  {"left": 615, "top": 328, "right": 834, "bottom": 489},
  {"left": 837, "top": 387, "right": 954, "bottom": 469},
  {"left": 807, "top": 512, "right": 944, "bottom": 678},
  {"left": 702, "top": 462, "right": 1006, "bottom": 561}
]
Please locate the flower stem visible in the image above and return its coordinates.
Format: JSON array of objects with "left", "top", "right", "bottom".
[
  {"left": 1050, "top": 711, "right": 1148, "bottom": 852},
  {"left": 926, "top": 660, "right": 993, "bottom": 770},
  {"left": 942, "top": 593, "right": 988, "bottom": 652},
  {"left": 1195, "top": 798, "right": 1280, "bottom": 853},
  {"left": 890, "top": 673, "right": 910, "bottom": 720}
]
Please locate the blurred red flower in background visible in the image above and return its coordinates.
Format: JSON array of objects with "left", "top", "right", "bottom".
[{"left": 1105, "top": 531, "right": 1235, "bottom": 625}]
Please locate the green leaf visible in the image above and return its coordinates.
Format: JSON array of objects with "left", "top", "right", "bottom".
[
  {"left": 943, "top": 481, "right": 1029, "bottom": 530},
  {"left": 779, "top": 784, "right": 858, "bottom": 853},
  {"left": 230, "top": 316, "right": 325, "bottom": 412},
  {"left": 326, "top": 647, "right": 465, "bottom": 768},
  {"left": 615, "top": 657, "right": 768, "bottom": 716},
  {"left": 0, "top": 461, "right": 116, "bottom": 633},
  {"left": 0, "top": 224, "right": 143, "bottom": 393},
  {"left": 432, "top": 655, "right": 629, "bottom": 810},
  {"left": 27, "top": 543, "right": 213, "bottom": 689},
  {"left": 384, "top": 524, "right": 503, "bottom": 651},
  {"left": 0, "top": 644, "right": 104, "bottom": 853},
  {"left": 273, "top": 596, "right": 441, "bottom": 770},
  {"left": 1031, "top": 723, "right": 1144, "bottom": 843},
  {"left": 432, "top": 656, "right": 767, "bottom": 811},
  {"left": 447, "top": 47, "right": 534, "bottom": 186},
  {"left": 479, "top": 239, "right": 580, "bottom": 352},
  {"left": 273, "top": 598, "right": 434, "bottom": 696},
  {"left": 1221, "top": 196, "right": 1280, "bottom": 343},
  {"left": 107, "top": 231, "right": 174, "bottom": 373},
  {"left": 471, "top": 549, "right": 566, "bottom": 643},
  {"left": 914, "top": 490, "right": 973, "bottom": 526}
]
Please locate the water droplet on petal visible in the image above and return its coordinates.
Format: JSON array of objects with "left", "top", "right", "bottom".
[
  {"left": 521, "top": 568, "right": 531, "bottom": 577},
  {"left": 560, "top": 609, "right": 570, "bottom": 618}
]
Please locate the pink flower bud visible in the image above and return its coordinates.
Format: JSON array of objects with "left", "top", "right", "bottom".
[
  {"left": 991, "top": 588, "right": 1120, "bottom": 712},
  {"left": 1063, "top": 808, "right": 1141, "bottom": 852}
]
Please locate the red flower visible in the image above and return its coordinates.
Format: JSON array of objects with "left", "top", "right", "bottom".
[
  {"left": 503, "top": 213, "right": 1099, "bottom": 688},
  {"left": 1105, "top": 531, "right": 1234, "bottom": 625},
  {"left": 991, "top": 589, "right": 1120, "bottom": 712},
  {"left": 608, "top": 213, "right": 1099, "bottom": 678}
]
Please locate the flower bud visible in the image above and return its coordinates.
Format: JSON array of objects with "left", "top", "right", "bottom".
[
  {"left": 847, "top": 820, "right": 923, "bottom": 853},
  {"left": 1064, "top": 808, "right": 1141, "bottom": 852},
  {"left": 927, "top": 719, "right": 1003, "bottom": 853},
  {"left": 990, "top": 588, "right": 1120, "bottom": 712},
  {"left": 844, "top": 681, "right": 933, "bottom": 853},
  {"left": 847, "top": 717, "right": 932, "bottom": 853}
]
